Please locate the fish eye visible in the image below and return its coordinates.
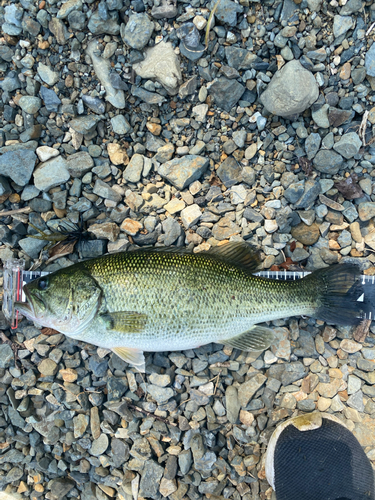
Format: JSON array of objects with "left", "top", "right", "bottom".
[{"left": 38, "top": 278, "right": 49, "bottom": 291}]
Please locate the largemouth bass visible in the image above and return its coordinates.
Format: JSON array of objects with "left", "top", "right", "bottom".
[{"left": 16, "top": 243, "right": 366, "bottom": 371}]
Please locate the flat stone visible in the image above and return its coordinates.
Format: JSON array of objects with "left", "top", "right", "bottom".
[
  {"left": 162, "top": 217, "right": 182, "bottom": 245},
  {"left": 34, "top": 156, "right": 70, "bottom": 191},
  {"left": 90, "top": 433, "right": 109, "bottom": 456},
  {"left": 333, "top": 132, "right": 362, "bottom": 159},
  {"left": 208, "top": 77, "right": 245, "bottom": 113},
  {"left": 147, "top": 384, "right": 174, "bottom": 404},
  {"left": 123, "top": 154, "right": 144, "bottom": 183},
  {"left": 0, "top": 344, "right": 13, "bottom": 369},
  {"left": 313, "top": 150, "right": 344, "bottom": 175},
  {"left": 66, "top": 151, "right": 94, "bottom": 178},
  {"left": 213, "top": 0, "right": 243, "bottom": 27},
  {"left": 181, "top": 204, "right": 202, "bottom": 229},
  {"left": 225, "top": 46, "right": 258, "bottom": 70},
  {"left": 260, "top": 60, "right": 319, "bottom": 117},
  {"left": 238, "top": 373, "right": 267, "bottom": 407},
  {"left": 0, "top": 149, "right": 37, "bottom": 186},
  {"left": 333, "top": 15, "right": 354, "bottom": 38},
  {"left": 139, "top": 460, "right": 164, "bottom": 498},
  {"left": 164, "top": 198, "right": 185, "bottom": 214},
  {"left": 37, "top": 63, "right": 59, "bottom": 86},
  {"left": 157, "top": 155, "right": 209, "bottom": 190},
  {"left": 93, "top": 179, "right": 122, "bottom": 203},
  {"left": 69, "top": 115, "right": 101, "bottom": 135},
  {"left": 133, "top": 42, "right": 182, "bottom": 95},
  {"left": 217, "top": 157, "right": 242, "bottom": 187}
]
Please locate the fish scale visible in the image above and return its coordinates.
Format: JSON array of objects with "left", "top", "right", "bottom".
[{"left": 13, "top": 243, "right": 368, "bottom": 370}]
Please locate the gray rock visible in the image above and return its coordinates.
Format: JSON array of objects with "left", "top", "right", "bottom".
[
  {"left": 4, "top": 4, "right": 23, "bottom": 27},
  {"left": 209, "top": 77, "right": 245, "bottom": 112},
  {"left": 281, "top": 362, "right": 307, "bottom": 385},
  {"left": 284, "top": 181, "right": 305, "bottom": 204},
  {"left": 260, "top": 60, "right": 319, "bottom": 117},
  {"left": 151, "top": 0, "right": 177, "bottom": 19},
  {"left": 19, "top": 238, "right": 48, "bottom": 259},
  {"left": 123, "top": 154, "right": 144, "bottom": 183},
  {"left": 162, "top": 217, "right": 182, "bottom": 245},
  {"left": 312, "top": 104, "right": 330, "bottom": 128},
  {"left": 111, "top": 115, "right": 131, "bottom": 135},
  {"left": 66, "top": 152, "right": 94, "bottom": 177},
  {"left": 69, "top": 115, "right": 101, "bottom": 134},
  {"left": 122, "top": 13, "right": 154, "bottom": 50},
  {"left": 157, "top": 155, "right": 209, "bottom": 190},
  {"left": 82, "top": 95, "right": 106, "bottom": 114},
  {"left": 358, "top": 202, "right": 375, "bottom": 222},
  {"left": 37, "top": 63, "right": 59, "bottom": 86},
  {"left": 33, "top": 156, "right": 70, "bottom": 191},
  {"left": 40, "top": 86, "right": 61, "bottom": 112},
  {"left": 333, "top": 15, "right": 354, "bottom": 38},
  {"left": 225, "top": 46, "right": 258, "bottom": 70},
  {"left": 90, "top": 434, "right": 109, "bottom": 456},
  {"left": 365, "top": 42, "right": 375, "bottom": 77},
  {"left": 88, "top": 10, "right": 120, "bottom": 34},
  {"left": 0, "top": 176, "right": 11, "bottom": 198},
  {"left": 313, "top": 150, "right": 344, "bottom": 174},
  {"left": 50, "top": 479, "right": 75, "bottom": 500},
  {"left": 139, "top": 460, "right": 164, "bottom": 498},
  {"left": 178, "top": 450, "right": 192, "bottom": 475},
  {"left": 18, "top": 96, "right": 41, "bottom": 114},
  {"left": 86, "top": 40, "right": 125, "bottom": 109},
  {"left": 0, "top": 149, "right": 37, "bottom": 186},
  {"left": 347, "top": 391, "right": 364, "bottom": 412},
  {"left": 340, "top": 0, "right": 362, "bottom": 14},
  {"left": 225, "top": 386, "right": 240, "bottom": 423},
  {"left": 0, "top": 344, "right": 13, "bottom": 369},
  {"left": 93, "top": 179, "right": 122, "bottom": 202},
  {"left": 217, "top": 157, "right": 242, "bottom": 187},
  {"left": 132, "top": 86, "right": 166, "bottom": 104},
  {"left": 213, "top": 0, "right": 243, "bottom": 26},
  {"left": 0, "top": 72, "right": 21, "bottom": 92},
  {"left": 305, "top": 134, "right": 321, "bottom": 160},
  {"left": 333, "top": 132, "right": 362, "bottom": 159},
  {"left": 238, "top": 373, "right": 267, "bottom": 407},
  {"left": 233, "top": 130, "right": 247, "bottom": 148},
  {"left": 295, "top": 179, "right": 321, "bottom": 209}
]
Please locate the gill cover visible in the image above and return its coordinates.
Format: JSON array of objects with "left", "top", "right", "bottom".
[{"left": 19, "top": 269, "right": 103, "bottom": 335}]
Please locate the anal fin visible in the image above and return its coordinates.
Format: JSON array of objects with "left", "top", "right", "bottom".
[
  {"left": 220, "top": 325, "right": 274, "bottom": 352},
  {"left": 100, "top": 311, "right": 148, "bottom": 333},
  {"left": 112, "top": 347, "right": 146, "bottom": 372}
]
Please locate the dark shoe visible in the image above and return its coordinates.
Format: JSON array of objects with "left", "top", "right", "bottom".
[{"left": 265, "top": 412, "right": 375, "bottom": 500}]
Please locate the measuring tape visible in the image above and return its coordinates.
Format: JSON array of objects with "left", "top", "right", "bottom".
[{"left": 2, "top": 258, "right": 375, "bottom": 329}]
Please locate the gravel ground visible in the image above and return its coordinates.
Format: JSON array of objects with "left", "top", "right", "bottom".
[{"left": 1, "top": 0, "right": 375, "bottom": 498}]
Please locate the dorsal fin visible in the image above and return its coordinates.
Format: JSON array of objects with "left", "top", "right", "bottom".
[
  {"left": 207, "top": 242, "right": 261, "bottom": 273},
  {"left": 130, "top": 242, "right": 261, "bottom": 273}
]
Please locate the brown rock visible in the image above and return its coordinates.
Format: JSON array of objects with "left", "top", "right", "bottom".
[
  {"left": 291, "top": 222, "right": 320, "bottom": 245},
  {"left": 107, "top": 143, "right": 129, "bottom": 165},
  {"left": 316, "top": 377, "right": 342, "bottom": 398},
  {"left": 146, "top": 122, "right": 162, "bottom": 136},
  {"left": 328, "top": 107, "right": 352, "bottom": 127},
  {"left": 340, "top": 339, "right": 362, "bottom": 353},
  {"left": 88, "top": 222, "right": 120, "bottom": 242},
  {"left": 59, "top": 368, "right": 78, "bottom": 382},
  {"left": 339, "top": 62, "right": 351, "bottom": 80},
  {"left": 121, "top": 218, "right": 143, "bottom": 235}
]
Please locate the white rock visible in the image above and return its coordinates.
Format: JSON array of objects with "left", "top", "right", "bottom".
[
  {"left": 181, "top": 204, "right": 202, "bottom": 229},
  {"left": 36, "top": 146, "right": 60, "bottom": 162},
  {"left": 133, "top": 41, "right": 182, "bottom": 96},
  {"left": 264, "top": 219, "right": 278, "bottom": 233}
]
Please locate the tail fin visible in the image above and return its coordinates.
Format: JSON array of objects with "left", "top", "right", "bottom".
[{"left": 306, "top": 264, "right": 368, "bottom": 326}]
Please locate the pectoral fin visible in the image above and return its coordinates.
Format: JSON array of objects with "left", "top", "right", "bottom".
[
  {"left": 112, "top": 347, "right": 146, "bottom": 372},
  {"left": 100, "top": 311, "right": 148, "bottom": 333},
  {"left": 221, "top": 325, "right": 274, "bottom": 351}
]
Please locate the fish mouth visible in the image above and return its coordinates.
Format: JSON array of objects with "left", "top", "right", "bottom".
[{"left": 15, "top": 288, "right": 43, "bottom": 320}]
